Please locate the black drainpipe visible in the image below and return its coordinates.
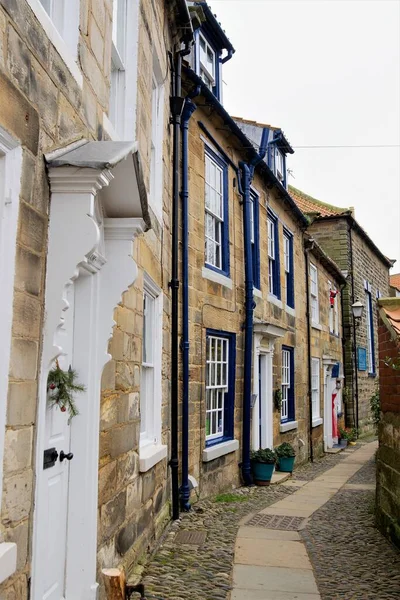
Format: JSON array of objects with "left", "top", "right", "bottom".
[
  {"left": 304, "top": 240, "right": 314, "bottom": 463},
  {"left": 348, "top": 223, "right": 359, "bottom": 430},
  {"left": 169, "top": 44, "right": 189, "bottom": 521}
]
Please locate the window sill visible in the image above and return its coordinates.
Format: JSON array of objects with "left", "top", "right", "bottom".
[
  {"left": 368, "top": 372, "right": 377, "bottom": 378},
  {"left": 203, "top": 439, "right": 239, "bottom": 462},
  {"left": 312, "top": 417, "right": 323, "bottom": 428},
  {"left": 280, "top": 420, "right": 298, "bottom": 433},
  {"left": 285, "top": 305, "right": 296, "bottom": 317},
  {"left": 268, "top": 294, "right": 283, "bottom": 309},
  {"left": 311, "top": 322, "right": 322, "bottom": 331},
  {"left": 202, "top": 267, "right": 232, "bottom": 289},
  {"left": 25, "top": 0, "right": 83, "bottom": 88},
  {"left": 139, "top": 443, "right": 167, "bottom": 473},
  {"left": 0, "top": 543, "right": 17, "bottom": 584},
  {"left": 253, "top": 287, "right": 262, "bottom": 299}
]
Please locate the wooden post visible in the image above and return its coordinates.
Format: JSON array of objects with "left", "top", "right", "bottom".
[{"left": 102, "top": 568, "right": 126, "bottom": 600}]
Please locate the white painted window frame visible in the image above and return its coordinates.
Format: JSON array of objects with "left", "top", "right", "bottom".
[
  {"left": 199, "top": 32, "right": 216, "bottom": 90},
  {"left": 0, "top": 128, "right": 22, "bottom": 582},
  {"left": 310, "top": 262, "right": 319, "bottom": 325},
  {"left": 281, "top": 349, "right": 290, "bottom": 421},
  {"left": 206, "top": 335, "right": 229, "bottom": 441},
  {"left": 109, "top": 0, "right": 139, "bottom": 139},
  {"left": 311, "top": 357, "right": 320, "bottom": 422},
  {"left": 205, "top": 154, "right": 224, "bottom": 270},
  {"left": 139, "top": 273, "right": 166, "bottom": 472},
  {"left": 274, "top": 147, "right": 285, "bottom": 184},
  {"left": 27, "top": 0, "right": 82, "bottom": 86},
  {"left": 267, "top": 217, "right": 275, "bottom": 295},
  {"left": 149, "top": 55, "right": 165, "bottom": 223}
]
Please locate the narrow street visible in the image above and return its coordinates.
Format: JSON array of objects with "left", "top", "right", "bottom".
[{"left": 138, "top": 441, "right": 400, "bottom": 600}]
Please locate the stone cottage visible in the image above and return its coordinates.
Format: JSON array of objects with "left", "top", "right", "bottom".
[
  {"left": 0, "top": 0, "right": 191, "bottom": 597},
  {"left": 290, "top": 186, "right": 393, "bottom": 433}
]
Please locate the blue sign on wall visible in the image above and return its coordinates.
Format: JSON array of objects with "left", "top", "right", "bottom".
[{"left": 357, "top": 347, "right": 367, "bottom": 371}]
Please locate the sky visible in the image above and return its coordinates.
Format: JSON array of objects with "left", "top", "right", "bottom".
[{"left": 211, "top": 0, "right": 400, "bottom": 273}]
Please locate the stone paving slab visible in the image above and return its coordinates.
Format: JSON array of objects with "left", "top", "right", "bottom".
[
  {"left": 230, "top": 592, "right": 321, "bottom": 600},
  {"left": 233, "top": 564, "right": 320, "bottom": 594},
  {"left": 235, "top": 538, "right": 312, "bottom": 569},
  {"left": 237, "top": 526, "right": 301, "bottom": 541}
]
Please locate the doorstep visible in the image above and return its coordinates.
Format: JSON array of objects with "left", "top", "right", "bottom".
[{"left": 270, "top": 471, "right": 291, "bottom": 485}]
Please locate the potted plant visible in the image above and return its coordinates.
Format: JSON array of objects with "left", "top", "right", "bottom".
[
  {"left": 250, "top": 448, "right": 276, "bottom": 485},
  {"left": 347, "top": 427, "right": 358, "bottom": 445},
  {"left": 275, "top": 442, "right": 296, "bottom": 473}
]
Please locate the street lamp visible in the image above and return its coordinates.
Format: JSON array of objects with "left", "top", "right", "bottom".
[{"left": 351, "top": 300, "right": 364, "bottom": 321}]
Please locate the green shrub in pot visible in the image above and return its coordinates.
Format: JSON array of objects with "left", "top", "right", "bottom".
[
  {"left": 275, "top": 442, "right": 296, "bottom": 473},
  {"left": 250, "top": 448, "right": 276, "bottom": 485}
]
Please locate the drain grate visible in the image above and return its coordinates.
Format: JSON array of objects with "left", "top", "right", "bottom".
[
  {"left": 174, "top": 530, "right": 207, "bottom": 545},
  {"left": 245, "top": 513, "right": 306, "bottom": 531}
]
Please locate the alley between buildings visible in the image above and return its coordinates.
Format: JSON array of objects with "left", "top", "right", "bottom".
[{"left": 138, "top": 441, "right": 400, "bottom": 600}]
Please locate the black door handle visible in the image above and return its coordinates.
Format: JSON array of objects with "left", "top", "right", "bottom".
[{"left": 60, "top": 451, "right": 74, "bottom": 462}]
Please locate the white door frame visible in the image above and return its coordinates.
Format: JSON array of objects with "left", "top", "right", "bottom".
[
  {"left": 252, "top": 323, "right": 286, "bottom": 450},
  {"left": 32, "top": 162, "right": 145, "bottom": 600},
  {"left": 322, "top": 356, "right": 336, "bottom": 451}
]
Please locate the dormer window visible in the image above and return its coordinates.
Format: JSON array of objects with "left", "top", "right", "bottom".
[
  {"left": 199, "top": 33, "right": 216, "bottom": 91},
  {"left": 274, "top": 148, "right": 285, "bottom": 184}
]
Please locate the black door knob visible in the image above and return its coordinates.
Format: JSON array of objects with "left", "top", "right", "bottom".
[{"left": 60, "top": 450, "right": 74, "bottom": 462}]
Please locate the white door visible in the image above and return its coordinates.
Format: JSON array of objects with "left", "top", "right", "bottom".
[
  {"left": 252, "top": 349, "right": 274, "bottom": 450},
  {"left": 35, "top": 286, "right": 75, "bottom": 600},
  {"left": 323, "top": 368, "right": 333, "bottom": 450}
]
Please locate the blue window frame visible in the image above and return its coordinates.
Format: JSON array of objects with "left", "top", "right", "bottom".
[
  {"left": 281, "top": 346, "right": 295, "bottom": 422},
  {"left": 204, "top": 147, "right": 229, "bottom": 276},
  {"left": 250, "top": 189, "right": 260, "bottom": 289},
  {"left": 267, "top": 210, "right": 280, "bottom": 299},
  {"left": 364, "top": 281, "right": 376, "bottom": 375},
  {"left": 283, "top": 229, "right": 294, "bottom": 308},
  {"left": 205, "top": 329, "right": 236, "bottom": 446}
]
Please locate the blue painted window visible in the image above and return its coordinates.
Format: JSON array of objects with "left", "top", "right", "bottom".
[
  {"left": 364, "top": 283, "right": 375, "bottom": 374},
  {"left": 268, "top": 144, "right": 287, "bottom": 188},
  {"left": 283, "top": 229, "right": 294, "bottom": 308},
  {"left": 267, "top": 210, "right": 280, "bottom": 298},
  {"left": 205, "top": 330, "right": 236, "bottom": 446},
  {"left": 204, "top": 148, "right": 229, "bottom": 276},
  {"left": 281, "top": 346, "right": 295, "bottom": 422},
  {"left": 250, "top": 190, "right": 260, "bottom": 289}
]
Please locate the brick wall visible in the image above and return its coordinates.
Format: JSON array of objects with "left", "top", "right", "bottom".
[{"left": 376, "top": 301, "right": 400, "bottom": 549}]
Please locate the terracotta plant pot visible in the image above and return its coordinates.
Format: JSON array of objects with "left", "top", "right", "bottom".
[{"left": 251, "top": 461, "right": 275, "bottom": 485}]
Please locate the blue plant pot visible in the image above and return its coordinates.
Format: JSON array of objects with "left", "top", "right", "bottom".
[
  {"left": 251, "top": 461, "right": 275, "bottom": 485},
  {"left": 278, "top": 456, "right": 295, "bottom": 473}
]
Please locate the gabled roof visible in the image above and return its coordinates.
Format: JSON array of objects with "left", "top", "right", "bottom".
[
  {"left": 188, "top": 2, "right": 235, "bottom": 54},
  {"left": 390, "top": 273, "right": 400, "bottom": 291},
  {"left": 289, "top": 186, "right": 351, "bottom": 217},
  {"left": 290, "top": 185, "right": 394, "bottom": 269},
  {"left": 233, "top": 116, "right": 294, "bottom": 154}
]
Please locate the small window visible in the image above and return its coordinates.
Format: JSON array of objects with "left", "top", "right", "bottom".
[
  {"left": 140, "top": 277, "right": 163, "bottom": 451},
  {"left": 205, "top": 331, "right": 235, "bottom": 445},
  {"left": 365, "top": 288, "right": 375, "bottom": 374},
  {"left": 199, "top": 33, "right": 216, "bottom": 90},
  {"left": 310, "top": 263, "right": 319, "bottom": 324},
  {"left": 250, "top": 190, "right": 260, "bottom": 289},
  {"left": 204, "top": 150, "right": 229, "bottom": 275},
  {"left": 281, "top": 346, "right": 295, "bottom": 422},
  {"left": 274, "top": 148, "right": 285, "bottom": 185},
  {"left": 283, "top": 230, "right": 294, "bottom": 308},
  {"left": 311, "top": 358, "right": 320, "bottom": 421},
  {"left": 39, "top": 0, "right": 79, "bottom": 57},
  {"left": 150, "top": 60, "right": 164, "bottom": 220},
  {"left": 110, "top": 0, "right": 127, "bottom": 136},
  {"left": 267, "top": 211, "right": 280, "bottom": 299}
]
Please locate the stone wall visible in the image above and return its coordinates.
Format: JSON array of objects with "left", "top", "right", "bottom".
[
  {"left": 308, "top": 217, "right": 390, "bottom": 432},
  {"left": 0, "top": 0, "right": 177, "bottom": 596},
  {"left": 376, "top": 301, "right": 400, "bottom": 549},
  {"left": 184, "top": 109, "right": 311, "bottom": 498}
]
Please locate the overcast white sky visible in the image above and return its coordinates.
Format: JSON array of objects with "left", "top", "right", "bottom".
[{"left": 212, "top": 0, "right": 400, "bottom": 272}]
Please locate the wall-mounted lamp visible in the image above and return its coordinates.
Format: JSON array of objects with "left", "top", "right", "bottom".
[{"left": 351, "top": 299, "right": 364, "bottom": 321}]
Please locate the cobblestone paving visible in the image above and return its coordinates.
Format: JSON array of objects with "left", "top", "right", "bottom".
[
  {"left": 137, "top": 450, "right": 350, "bottom": 600},
  {"left": 301, "top": 456, "right": 400, "bottom": 600}
]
